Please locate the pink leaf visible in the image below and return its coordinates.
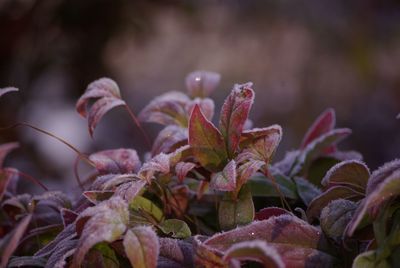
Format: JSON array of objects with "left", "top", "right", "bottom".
[
  {"left": 76, "top": 78, "right": 126, "bottom": 137},
  {"left": 0, "top": 214, "right": 32, "bottom": 268},
  {"left": 236, "top": 160, "right": 265, "bottom": 190},
  {"left": 210, "top": 160, "right": 237, "bottom": 191},
  {"left": 185, "top": 97, "right": 215, "bottom": 121},
  {"left": 301, "top": 108, "right": 336, "bottom": 149},
  {"left": 72, "top": 197, "right": 128, "bottom": 267},
  {"left": 255, "top": 207, "right": 291, "bottom": 221},
  {"left": 0, "top": 87, "right": 18, "bottom": 98},
  {"left": 219, "top": 83, "right": 255, "bottom": 157},
  {"left": 152, "top": 125, "right": 188, "bottom": 156},
  {"left": 139, "top": 153, "right": 170, "bottom": 182},
  {"left": 89, "top": 148, "right": 141, "bottom": 174},
  {"left": 123, "top": 226, "right": 159, "bottom": 268},
  {"left": 114, "top": 179, "right": 147, "bottom": 202},
  {"left": 185, "top": 70, "right": 221, "bottom": 98},
  {"left": 138, "top": 91, "right": 190, "bottom": 126},
  {"left": 0, "top": 142, "right": 19, "bottom": 168},
  {"left": 189, "top": 105, "right": 227, "bottom": 172},
  {"left": 175, "top": 162, "right": 196, "bottom": 183}
]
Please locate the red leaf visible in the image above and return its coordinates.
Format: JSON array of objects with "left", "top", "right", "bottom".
[
  {"left": 175, "top": 162, "right": 196, "bottom": 183},
  {"left": 255, "top": 207, "right": 291, "bottom": 221},
  {"left": 0, "top": 214, "right": 32, "bottom": 268},
  {"left": 210, "top": 160, "right": 237, "bottom": 191},
  {"left": 189, "top": 105, "right": 227, "bottom": 172},
  {"left": 0, "top": 142, "right": 19, "bottom": 168},
  {"left": 219, "top": 83, "right": 255, "bottom": 157},
  {"left": 76, "top": 78, "right": 126, "bottom": 137},
  {"left": 185, "top": 70, "right": 221, "bottom": 98},
  {"left": 0, "top": 87, "right": 18, "bottom": 98},
  {"left": 60, "top": 208, "right": 78, "bottom": 227},
  {"left": 301, "top": 108, "right": 336, "bottom": 149},
  {"left": 89, "top": 148, "right": 141, "bottom": 174}
]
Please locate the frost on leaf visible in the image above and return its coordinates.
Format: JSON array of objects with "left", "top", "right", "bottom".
[
  {"left": 365, "top": 159, "right": 400, "bottom": 195},
  {"left": 123, "top": 226, "right": 159, "bottom": 268},
  {"left": 219, "top": 83, "right": 254, "bottom": 157},
  {"left": 139, "top": 153, "right": 170, "bottom": 182},
  {"left": 89, "top": 148, "right": 141, "bottom": 174},
  {"left": 189, "top": 104, "right": 227, "bottom": 172},
  {"left": 0, "top": 87, "right": 18, "bottom": 99},
  {"left": 210, "top": 160, "right": 237, "bottom": 191},
  {"left": 72, "top": 197, "right": 128, "bottom": 267},
  {"left": 301, "top": 108, "right": 336, "bottom": 149},
  {"left": 152, "top": 125, "right": 188, "bottom": 156},
  {"left": 185, "top": 70, "right": 221, "bottom": 98},
  {"left": 76, "top": 78, "right": 126, "bottom": 137},
  {"left": 175, "top": 162, "right": 196, "bottom": 183}
]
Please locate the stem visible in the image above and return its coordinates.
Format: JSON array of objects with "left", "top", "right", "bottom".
[
  {"left": 124, "top": 104, "right": 152, "bottom": 149},
  {"left": 0, "top": 122, "right": 95, "bottom": 168},
  {"left": 73, "top": 155, "right": 84, "bottom": 190},
  {"left": 3, "top": 168, "right": 48, "bottom": 191},
  {"left": 265, "top": 169, "right": 292, "bottom": 212}
]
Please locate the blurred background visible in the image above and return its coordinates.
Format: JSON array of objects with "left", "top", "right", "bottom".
[{"left": 1, "top": 0, "right": 400, "bottom": 192}]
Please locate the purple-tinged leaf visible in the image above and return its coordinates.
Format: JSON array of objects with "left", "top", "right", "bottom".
[
  {"left": 243, "top": 119, "right": 253, "bottom": 130},
  {"left": 236, "top": 160, "right": 265, "bottom": 191},
  {"left": 76, "top": 78, "right": 126, "bottom": 137},
  {"left": 328, "top": 150, "right": 363, "bottom": 162},
  {"left": 189, "top": 104, "right": 227, "bottom": 172},
  {"left": 0, "top": 87, "right": 18, "bottom": 98},
  {"left": 114, "top": 179, "right": 147, "bottom": 202},
  {"left": 89, "top": 148, "right": 141, "bottom": 174},
  {"left": 185, "top": 97, "right": 215, "bottom": 121},
  {"left": 294, "top": 177, "right": 322, "bottom": 206},
  {"left": 139, "top": 153, "right": 170, "bottom": 182},
  {"left": 0, "top": 169, "right": 18, "bottom": 201},
  {"left": 239, "top": 125, "right": 282, "bottom": 164},
  {"left": 301, "top": 108, "right": 336, "bottom": 149},
  {"left": 255, "top": 207, "right": 291, "bottom": 221},
  {"left": 320, "top": 199, "right": 357, "bottom": 240},
  {"left": 291, "top": 128, "right": 352, "bottom": 176},
  {"left": 223, "top": 240, "right": 284, "bottom": 268},
  {"left": 175, "top": 162, "right": 196, "bottom": 183},
  {"left": 168, "top": 145, "right": 192, "bottom": 167},
  {"left": 34, "top": 223, "right": 76, "bottom": 258},
  {"left": 33, "top": 191, "right": 72, "bottom": 211},
  {"left": 60, "top": 208, "right": 78, "bottom": 227},
  {"left": 366, "top": 159, "right": 400, "bottom": 195},
  {"left": 218, "top": 185, "right": 254, "bottom": 230},
  {"left": 7, "top": 256, "right": 47, "bottom": 267},
  {"left": 210, "top": 160, "right": 237, "bottom": 191},
  {"left": 0, "top": 142, "right": 19, "bottom": 168},
  {"left": 219, "top": 83, "right": 255, "bottom": 157},
  {"left": 152, "top": 125, "right": 188, "bottom": 156},
  {"left": 72, "top": 197, "right": 128, "bottom": 267},
  {"left": 2, "top": 194, "right": 32, "bottom": 219},
  {"left": 138, "top": 91, "right": 190, "bottom": 127},
  {"left": 159, "top": 238, "right": 193, "bottom": 267},
  {"left": 83, "top": 190, "right": 114, "bottom": 204},
  {"left": 185, "top": 70, "right": 221, "bottom": 98},
  {"left": 123, "top": 226, "right": 159, "bottom": 268},
  {"left": 0, "top": 214, "right": 32, "bottom": 268},
  {"left": 321, "top": 160, "right": 370, "bottom": 192},
  {"left": 307, "top": 186, "right": 364, "bottom": 221},
  {"left": 46, "top": 239, "right": 78, "bottom": 268},
  {"left": 273, "top": 150, "right": 300, "bottom": 176},
  {"left": 347, "top": 169, "right": 400, "bottom": 236},
  {"left": 397, "top": 113, "right": 400, "bottom": 119},
  {"left": 159, "top": 219, "right": 191, "bottom": 239}
]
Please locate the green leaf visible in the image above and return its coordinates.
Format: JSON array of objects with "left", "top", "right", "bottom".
[
  {"left": 352, "top": 251, "right": 390, "bottom": 268},
  {"left": 123, "top": 226, "right": 159, "bottom": 268},
  {"left": 247, "top": 173, "right": 298, "bottom": 199},
  {"left": 159, "top": 219, "right": 191, "bottom": 239},
  {"left": 294, "top": 177, "right": 322, "bottom": 206},
  {"left": 189, "top": 104, "right": 228, "bottom": 172},
  {"left": 219, "top": 83, "right": 254, "bottom": 157},
  {"left": 218, "top": 185, "right": 254, "bottom": 231},
  {"left": 129, "top": 195, "right": 164, "bottom": 224}
]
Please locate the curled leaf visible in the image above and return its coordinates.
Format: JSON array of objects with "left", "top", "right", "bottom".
[
  {"left": 210, "top": 160, "right": 237, "bottom": 192},
  {"left": 76, "top": 78, "right": 126, "bottom": 137},
  {"left": 219, "top": 83, "right": 255, "bottom": 157},
  {"left": 89, "top": 149, "right": 141, "bottom": 174},
  {"left": 185, "top": 70, "right": 221, "bottom": 98},
  {"left": 301, "top": 108, "right": 335, "bottom": 149},
  {"left": 123, "top": 226, "right": 159, "bottom": 268},
  {"left": 175, "top": 162, "right": 196, "bottom": 183},
  {"left": 0, "top": 87, "right": 18, "bottom": 98},
  {"left": 189, "top": 104, "right": 227, "bottom": 172}
]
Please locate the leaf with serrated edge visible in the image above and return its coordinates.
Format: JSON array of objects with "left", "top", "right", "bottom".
[
  {"left": 0, "top": 214, "right": 32, "bottom": 268},
  {"left": 189, "top": 104, "right": 227, "bottom": 172},
  {"left": 76, "top": 78, "right": 126, "bottom": 137},
  {"left": 138, "top": 91, "right": 190, "bottom": 126},
  {"left": 219, "top": 83, "right": 254, "bottom": 157},
  {"left": 307, "top": 185, "right": 364, "bottom": 221},
  {"left": 301, "top": 108, "right": 336, "bottom": 149},
  {"left": 321, "top": 160, "right": 370, "bottom": 192},
  {"left": 175, "top": 162, "right": 196, "bottom": 183},
  {"left": 89, "top": 148, "right": 141, "bottom": 174},
  {"left": 223, "top": 240, "right": 284, "bottom": 268},
  {"left": 123, "top": 226, "right": 159, "bottom": 268},
  {"left": 210, "top": 160, "right": 237, "bottom": 191},
  {"left": 185, "top": 70, "right": 221, "bottom": 98},
  {"left": 72, "top": 197, "right": 128, "bottom": 267},
  {"left": 347, "top": 169, "right": 400, "bottom": 236}
]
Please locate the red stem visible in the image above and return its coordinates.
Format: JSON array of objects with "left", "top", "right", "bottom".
[
  {"left": 124, "top": 104, "right": 152, "bottom": 149},
  {"left": 4, "top": 169, "right": 48, "bottom": 191}
]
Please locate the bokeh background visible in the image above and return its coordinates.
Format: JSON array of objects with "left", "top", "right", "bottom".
[{"left": 1, "top": 0, "right": 400, "bottom": 191}]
